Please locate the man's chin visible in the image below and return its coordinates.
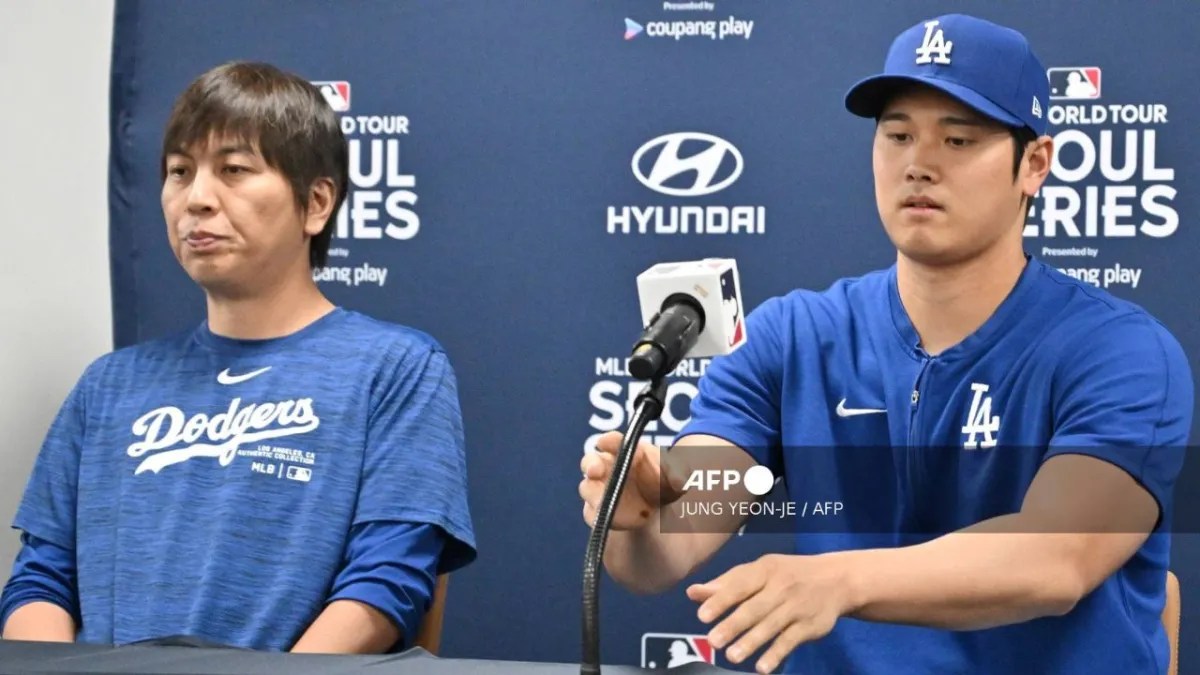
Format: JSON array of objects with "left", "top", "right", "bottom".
[
  {"left": 182, "top": 265, "right": 245, "bottom": 297},
  {"left": 892, "top": 239, "right": 979, "bottom": 268}
]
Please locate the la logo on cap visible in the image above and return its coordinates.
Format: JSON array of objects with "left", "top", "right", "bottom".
[{"left": 915, "top": 20, "right": 953, "bottom": 65}]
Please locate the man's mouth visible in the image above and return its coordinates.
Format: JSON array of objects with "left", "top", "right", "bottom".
[{"left": 902, "top": 196, "right": 944, "bottom": 210}]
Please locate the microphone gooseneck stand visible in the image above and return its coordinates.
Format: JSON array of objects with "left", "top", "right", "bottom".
[{"left": 581, "top": 377, "right": 668, "bottom": 675}]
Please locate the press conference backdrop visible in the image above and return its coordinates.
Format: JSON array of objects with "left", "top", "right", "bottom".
[{"left": 107, "top": 1, "right": 1200, "bottom": 670}]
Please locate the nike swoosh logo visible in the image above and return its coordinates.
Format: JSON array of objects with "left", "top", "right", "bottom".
[
  {"left": 836, "top": 398, "right": 886, "bottom": 417},
  {"left": 217, "top": 366, "right": 272, "bottom": 385}
]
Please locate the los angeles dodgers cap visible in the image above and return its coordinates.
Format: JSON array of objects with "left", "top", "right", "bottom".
[{"left": 845, "top": 14, "right": 1050, "bottom": 136}]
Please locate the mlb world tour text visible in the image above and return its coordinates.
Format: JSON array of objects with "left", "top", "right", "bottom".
[{"left": 1026, "top": 106, "right": 1176, "bottom": 239}]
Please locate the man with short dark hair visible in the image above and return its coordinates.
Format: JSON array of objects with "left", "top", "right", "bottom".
[
  {"left": 1, "top": 61, "right": 476, "bottom": 654},
  {"left": 580, "top": 15, "right": 1192, "bottom": 674}
]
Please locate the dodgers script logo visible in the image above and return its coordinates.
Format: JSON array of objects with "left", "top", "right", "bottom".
[{"left": 127, "top": 398, "right": 321, "bottom": 475}]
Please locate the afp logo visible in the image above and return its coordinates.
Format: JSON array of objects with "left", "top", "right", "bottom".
[
  {"left": 632, "top": 132, "right": 743, "bottom": 197},
  {"left": 683, "top": 466, "right": 775, "bottom": 496}
]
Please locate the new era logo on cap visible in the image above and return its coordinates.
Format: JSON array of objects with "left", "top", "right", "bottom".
[
  {"left": 312, "top": 81, "right": 351, "bottom": 112},
  {"left": 1047, "top": 67, "right": 1101, "bottom": 100}
]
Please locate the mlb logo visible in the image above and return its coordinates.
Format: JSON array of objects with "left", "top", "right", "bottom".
[
  {"left": 1047, "top": 67, "right": 1101, "bottom": 100},
  {"left": 641, "top": 633, "right": 715, "bottom": 669},
  {"left": 312, "top": 81, "right": 351, "bottom": 111},
  {"left": 719, "top": 268, "right": 745, "bottom": 349},
  {"left": 285, "top": 466, "right": 313, "bottom": 483}
]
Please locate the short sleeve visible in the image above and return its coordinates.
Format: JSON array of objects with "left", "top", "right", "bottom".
[
  {"left": 356, "top": 346, "right": 476, "bottom": 573},
  {"left": 1045, "top": 314, "right": 1194, "bottom": 527},
  {"left": 11, "top": 360, "right": 104, "bottom": 549},
  {"left": 676, "top": 297, "right": 785, "bottom": 473}
]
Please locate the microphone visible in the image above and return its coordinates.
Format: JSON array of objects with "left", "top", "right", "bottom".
[
  {"left": 628, "top": 258, "right": 747, "bottom": 380},
  {"left": 582, "top": 259, "right": 746, "bottom": 675}
]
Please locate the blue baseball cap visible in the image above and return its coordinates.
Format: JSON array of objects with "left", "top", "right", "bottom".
[{"left": 845, "top": 14, "right": 1050, "bottom": 136}]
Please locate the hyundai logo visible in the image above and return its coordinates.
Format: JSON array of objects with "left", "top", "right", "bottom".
[{"left": 632, "top": 132, "right": 744, "bottom": 197}]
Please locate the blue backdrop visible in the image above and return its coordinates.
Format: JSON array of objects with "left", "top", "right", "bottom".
[{"left": 107, "top": 1, "right": 1200, "bottom": 670}]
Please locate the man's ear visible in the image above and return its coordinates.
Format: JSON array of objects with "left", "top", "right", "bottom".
[
  {"left": 303, "top": 178, "right": 337, "bottom": 237},
  {"left": 1021, "top": 135, "right": 1055, "bottom": 200}
]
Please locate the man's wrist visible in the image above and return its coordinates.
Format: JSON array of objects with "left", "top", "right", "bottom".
[{"left": 826, "top": 548, "right": 873, "bottom": 618}]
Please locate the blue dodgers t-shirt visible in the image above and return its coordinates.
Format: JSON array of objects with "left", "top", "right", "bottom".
[
  {"left": 680, "top": 258, "right": 1193, "bottom": 675},
  {"left": 12, "top": 308, "right": 476, "bottom": 649}
]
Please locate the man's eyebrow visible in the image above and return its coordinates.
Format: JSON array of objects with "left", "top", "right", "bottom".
[
  {"left": 164, "top": 143, "right": 257, "bottom": 157},
  {"left": 213, "top": 143, "right": 257, "bottom": 155},
  {"left": 939, "top": 115, "right": 989, "bottom": 127},
  {"left": 878, "top": 111, "right": 990, "bottom": 127}
]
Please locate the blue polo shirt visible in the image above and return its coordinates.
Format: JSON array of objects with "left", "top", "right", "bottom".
[{"left": 680, "top": 257, "right": 1193, "bottom": 674}]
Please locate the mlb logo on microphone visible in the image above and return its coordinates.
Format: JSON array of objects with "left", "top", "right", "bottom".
[
  {"left": 641, "top": 633, "right": 715, "bottom": 669},
  {"left": 704, "top": 259, "right": 746, "bottom": 349},
  {"left": 312, "top": 81, "right": 351, "bottom": 111},
  {"left": 718, "top": 266, "right": 745, "bottom": 349},
  {"left": 1047, "top": 67, "right": 1101, "bottom": 100}
]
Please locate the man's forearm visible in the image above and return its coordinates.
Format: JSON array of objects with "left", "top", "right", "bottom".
[
  {"left": 603, "top": 499, "right": 739, "bottom": 594},
  {"left": 841, "top": 513, "right": 1095, "bottom": 630},
  {"left": 603, "top": 504, "right": 700, "bottom": 594},
  {"left": 290, "top": 599, "right": 400, "bottom": 654},
  {"left": 1, "top": 601, "right": 76, "bottom": 642}
]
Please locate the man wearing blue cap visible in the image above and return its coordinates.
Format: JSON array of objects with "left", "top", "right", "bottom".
[{"left": 579, "top": 14, "right": 1192, "bottom": 674}]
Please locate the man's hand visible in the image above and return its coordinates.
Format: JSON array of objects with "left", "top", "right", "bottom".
[
  {"left": 686, "top": 553, "right": 854, "bottom": 674},
  {"left": 578, "top": 433, "right": 760, "bottom": 594},
  {"left": 579, "top": 431, "right": 688, "bottom": 531}
]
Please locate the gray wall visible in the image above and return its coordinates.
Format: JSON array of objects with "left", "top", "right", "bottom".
[{"left": 0, "top": 1, "right": 115, "bottom": 575}]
